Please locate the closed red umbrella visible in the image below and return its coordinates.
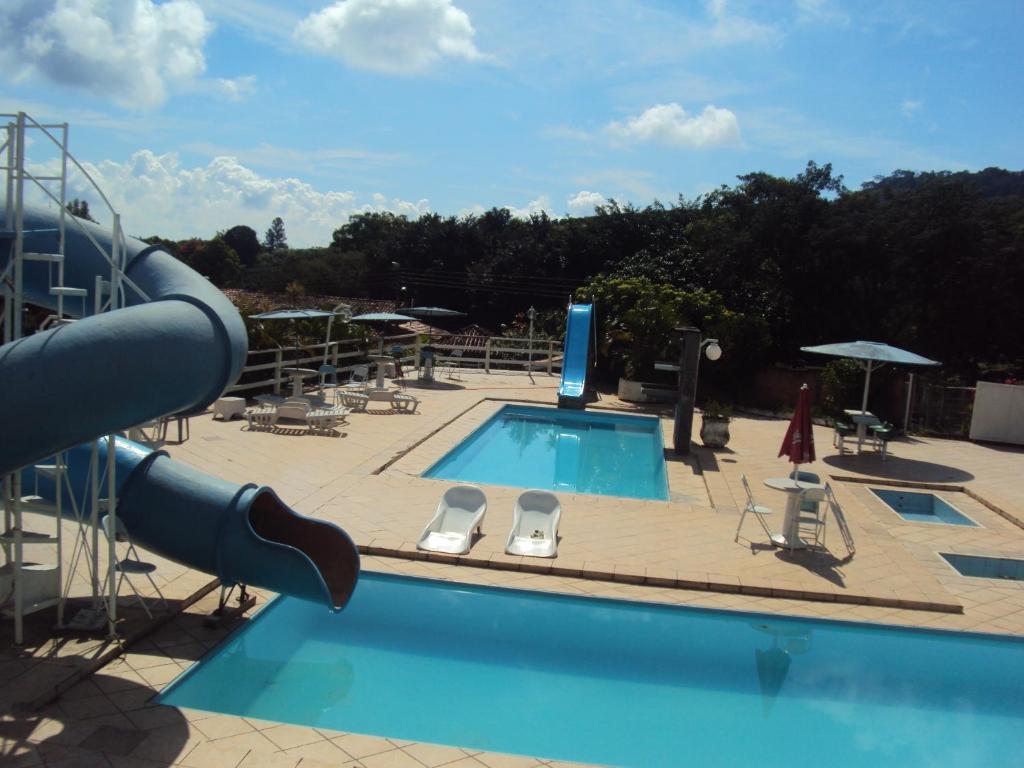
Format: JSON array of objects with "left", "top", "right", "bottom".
[{"left": 779, "top": 383, "right": 816, "bottom": 467}]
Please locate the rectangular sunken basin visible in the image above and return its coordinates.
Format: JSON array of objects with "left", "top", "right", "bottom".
[
  {"left": 423, "top": 404, "right": 669, "bottom": 500},
  {"left": 941, "top": 553, "right": 1024, "bottom": 581},
  {"left": 158, "top": 572, "right": 1024, "bottom": 768},
  {"left": 871, "top": 488, "right": 978, "bottom": 527}
]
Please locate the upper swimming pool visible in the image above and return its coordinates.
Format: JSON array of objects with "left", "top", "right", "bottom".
[
  {"left": 423, "top": 404, "right": 669, "bottom": 500},
  {"left": 159, "top": 572, "right": 1024, "bottom": 767}
]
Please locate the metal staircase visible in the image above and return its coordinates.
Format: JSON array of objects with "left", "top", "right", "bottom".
[{"left": 0, "top": 111, "right": 142, "bottom": 643}]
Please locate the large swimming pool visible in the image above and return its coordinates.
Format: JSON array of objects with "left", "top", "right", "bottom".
[
  {"left": 423, "top": 404, "right": 669, "bottom": 500},
  {"left": 159, "top": 573, "right": 1024, "bottom": 767}
]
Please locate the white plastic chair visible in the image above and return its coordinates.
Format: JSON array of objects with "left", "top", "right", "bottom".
[
  {"left": 505, "top": 490, "right": 561, "bottom": 558},
  {"left": 318, "top": 364, "right": 341, "bottom": 398},
  {"left": 735, "top": 474, "right": 776, "bottom": 543},
  {"left": 796, "top": 487, "right": 827, "bottom": 549},
  {"left": 345, "top": 365, "right": 370, "bottom": 390},
  {"left": 101, "top": 515, "right": 167, "bottom": 618},
  {"left": 417, "top": 486, "right": 487, "bottom": 555}
]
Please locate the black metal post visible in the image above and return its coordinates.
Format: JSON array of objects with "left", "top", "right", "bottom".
[{"left": 673, "top": 326, "right": 702, "bottom": 454}]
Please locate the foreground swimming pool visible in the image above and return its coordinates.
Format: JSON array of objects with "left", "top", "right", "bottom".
[
  {"left": 423, "top": 404, "right": 669, "bottom": 500},
  {"left": 160, "top": 574, "right": 1024, "bottom": 767}
]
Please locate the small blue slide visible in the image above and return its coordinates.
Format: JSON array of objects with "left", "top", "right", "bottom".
[
  {"left": 557, "top": 303, "right": 593, "bottom": 409},
  {"left": 0, "top": 203, "right": 359, "bottom": 611}
]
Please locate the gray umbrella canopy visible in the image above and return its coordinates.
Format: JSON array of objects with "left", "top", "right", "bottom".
[
  {"left": 250, "top": 308, "right": 348, "bottom": 365},
  {"left": 403, "top": 307, "right": 466, "bottom": 342},
  {"left": 249, "top": 309, "right": 343, "bottom": 320},
  {"left": 350, "top": 312, "right": 417, "bottom": 323},
  {"left": 801, "top": 340, "right": 940, "bottom": 413},
  {"left": 403, "top": 306, "right": 466, "bottom": 319}
]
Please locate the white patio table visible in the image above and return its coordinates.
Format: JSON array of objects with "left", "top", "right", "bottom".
[{"left": 763, "top": 477, "right": 826, "bottom": 550}]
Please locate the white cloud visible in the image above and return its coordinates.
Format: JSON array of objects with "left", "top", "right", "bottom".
[
  {"left": 606, "top": 103, "right": 741, "bottom": 148},
  {"left": 33, "top": 150, "right": 431, "bottom": 247},
  {"left": 458, "top": 196, "right": 551, "bottom": 220},
  {"left": 294, "top": 0, "right": 484, "bottom": 75},
  {"left": 508, "top": 195, "right": 551, "bottom": 219},
  {"left": 0, "top": 0, "right": 212, "bottom": 109},
  {"left": 794, "top": 0, "right": 850, "bottom": 26},
  {"left": 215, "top": 75, "right": 257, "bottom": 102},
  {"left": 567, "top": 191, "right": 606, "bottom": 216},
  {"left": 901, "top": 99, "right": 924, "bottom": 118},
  {"left": 705, "top": 0, "right": 779, "bottom": 46}
]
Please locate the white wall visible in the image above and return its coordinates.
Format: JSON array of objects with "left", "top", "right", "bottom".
[{"left": 969, "top": 381, "right": 1024, "bottom": 445}]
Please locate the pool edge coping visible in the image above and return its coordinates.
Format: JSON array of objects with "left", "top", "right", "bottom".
[{"left": 355, "top": 544, "right": 964, "bottom": 615}]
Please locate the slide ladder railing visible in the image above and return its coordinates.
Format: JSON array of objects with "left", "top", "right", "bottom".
[{"left": 0, "top": 110, "right": 138, "bottom": 642}]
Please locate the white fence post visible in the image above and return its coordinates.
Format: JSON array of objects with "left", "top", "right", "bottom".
[{"left": 484, "top": 338, "right": 492, "bottom": 373}]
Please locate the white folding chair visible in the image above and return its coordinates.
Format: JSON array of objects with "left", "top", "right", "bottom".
[
  {"left": 442, "top": 349, "right": 464, "bottom": 380},
  {"left": 101, "top": 515, "right": 167, "bottom": 618},
  {"left": 735, "top": 474, "right": 776, "bottom": 543}
]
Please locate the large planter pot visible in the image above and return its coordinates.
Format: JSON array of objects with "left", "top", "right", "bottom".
[{"left": 700, "top": 417, "right": 731, "bottom": 448}]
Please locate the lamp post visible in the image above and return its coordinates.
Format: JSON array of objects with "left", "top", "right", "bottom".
[
  {"left": 527, "top": 305, "right": 536, "bottom": 373},
  {"left": 390, "top": 261, "right": 401, "bottom": 304},
  {"left": 672, "top": 327, "right": 722, "bottom": 455}
]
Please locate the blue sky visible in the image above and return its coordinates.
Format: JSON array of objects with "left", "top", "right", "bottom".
[{"left": 2, "top": 0, "right": 1021, "bottom": 246}]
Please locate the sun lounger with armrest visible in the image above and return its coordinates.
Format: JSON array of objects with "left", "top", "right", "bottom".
[{"left": 417, "top": 485, "right": 487, "bottom": 555}]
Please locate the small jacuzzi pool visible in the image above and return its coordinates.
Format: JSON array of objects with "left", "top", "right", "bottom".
[
  {"left": 871, "top": 488, "right": 978, "bottom": 527},
  {"left": 941, "top": 553, "right": 1024, "bottom": 581}
]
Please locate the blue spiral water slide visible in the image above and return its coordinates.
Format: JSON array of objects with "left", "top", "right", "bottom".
[
  {"left": 0, "top": 203, "right": 359, "bottom": 611},
  {"left": 557, "top": 303, "right": 593, "bottom": 408}
]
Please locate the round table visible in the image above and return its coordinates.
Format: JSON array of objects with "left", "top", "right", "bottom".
[
  {"left": 763, "top": 477, "right": 825, "bottom": 550},
  {"left": 281, "top": 367, "right": 318, "bottom": 397}
]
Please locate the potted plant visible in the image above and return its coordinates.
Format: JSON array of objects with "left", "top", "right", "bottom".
[{"left": 699, "top": 400, "right": 732, "bottom": 448}]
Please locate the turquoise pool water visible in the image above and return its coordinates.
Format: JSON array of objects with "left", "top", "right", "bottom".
[
  {"left": 160, "top": 574, "right": 1024, "bottom": 767},
  {"left": 423, "top": 404, "right": 669, "bottom": 500},
  {"left": 871, "top": 488, "right": 978, "bottom": 526},
  {"left": 942, "top": 552, "right": 1024, "bottom": 581}
]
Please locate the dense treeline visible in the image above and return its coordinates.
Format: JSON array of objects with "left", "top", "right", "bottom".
[{"left": 154, "top": 162, "right": 1024, "bottom": 380}]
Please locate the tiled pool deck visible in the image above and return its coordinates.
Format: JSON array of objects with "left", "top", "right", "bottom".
[{"left": 3, "top": 369, "right": 1024, "bottom": 767}]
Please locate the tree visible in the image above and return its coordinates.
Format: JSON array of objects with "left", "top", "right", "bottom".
[
  {"left": 264, "top": 217, "right": 288, "bottom": 251},
  {"left": 66, "top": 198, "right": 96, "bottom": 222},
  {"left": 176, "top": 237, "right": 243, "bottom": 287},
  {"left": 222, "top": 225, "right": 261, "bottom": 267}
]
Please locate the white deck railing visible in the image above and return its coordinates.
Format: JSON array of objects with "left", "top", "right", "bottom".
[{"left": 225, "top": 332, "right": 564, "bottom": 395}]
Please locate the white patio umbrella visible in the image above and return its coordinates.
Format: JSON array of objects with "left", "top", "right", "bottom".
[{"left": 801, "top": 340, "right": 940, "bottom": 413}]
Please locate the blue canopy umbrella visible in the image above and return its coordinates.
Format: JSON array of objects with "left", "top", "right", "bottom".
[{"left": 801, "top": 340, "right": 940, "bottom": 413}]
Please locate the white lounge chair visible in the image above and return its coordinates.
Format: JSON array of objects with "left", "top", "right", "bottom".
[
  {"left": 391, "top": 392, "right": 419, "bottom": 413},
  {"left": 307, "top": 405, "right": 349, "bottom": 435},
  {"left": 276, "top": 397, "right": 312, "bottom": 422},
  {"left": 417, "top": 485, "right": 487, "bottom": 555},
  {"left": 245, "top": 406, "right": 278, "bottom": 431},
  {"left": 505, "top": 490, "right": 561, "bottom": 558},
  {"left": 339, "top": 390, "right": 369, "bottom": 412}
]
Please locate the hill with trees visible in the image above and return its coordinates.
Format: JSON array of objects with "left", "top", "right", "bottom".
[{"left": 142, "top": 162, "right": 1024, "bottom": 383}]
